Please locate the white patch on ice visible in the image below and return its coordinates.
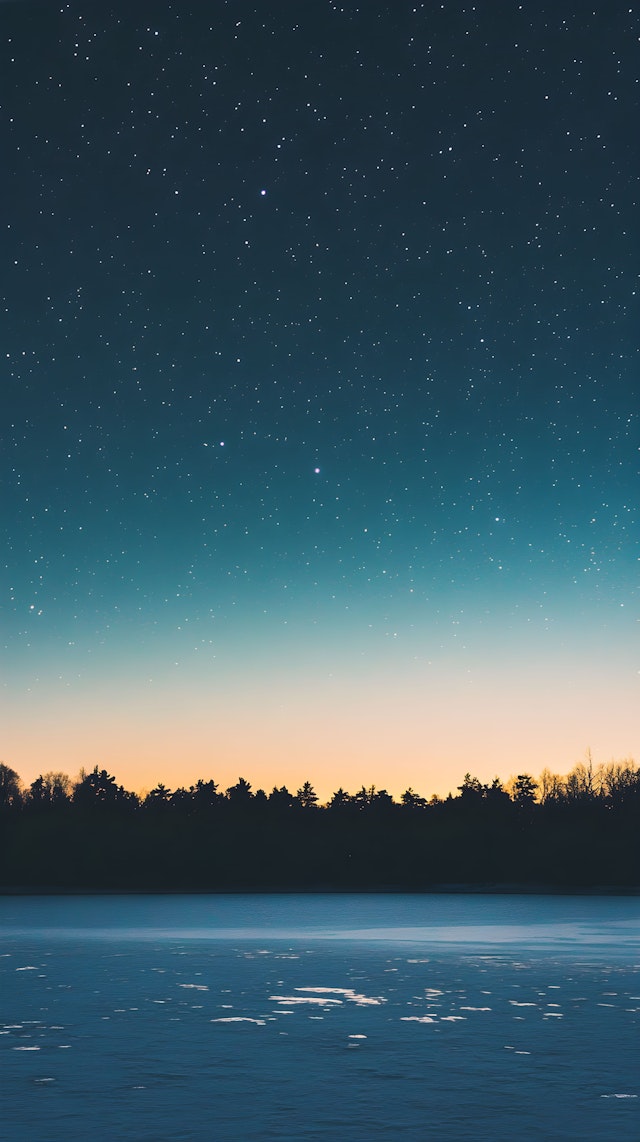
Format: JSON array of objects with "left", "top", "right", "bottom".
[
  {"left": 211, "top": 1017, "right": 265, "bottom": 1025},
  {"left": 440, "top": 1016, "right": 466, "bottom": 1022},
  {"left": 401, "top": 1016, "right": 437, "bottom": 1024},
  {"left": 295, "top": 987, "right": 386, "bottom": 1006},
  {"left": 296, "top": 987, "right": 351, "bottom": 994},
  {"left": 269, "top": 996, "right": 342, "bottom": 1005},
  {"left": 460, "top": 1006, "right": 492, "bottom": 1011},
  {"left": 509, "top": 1001, "right": 537, "bottom": 1007}
]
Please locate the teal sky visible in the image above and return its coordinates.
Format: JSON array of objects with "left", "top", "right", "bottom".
[{"left": 2, "top": 0, "right": 638, "bottom": 797}]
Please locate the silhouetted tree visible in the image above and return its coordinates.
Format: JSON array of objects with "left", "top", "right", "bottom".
[
  {"left": 565, "top": 758, "right": 595, "bottom": 803},
  {"left": 485, "top": 777, "right": 510, "bottom": 807},
  {"left": 510, "top": 774, "right": 538, "bottom": 809},
  {"left": 143, "top": 783, "right": 172, "bottom": 809},
  {"left": 538, "top": 768, "right": 565, "bottom": 804},
  {"left": 269, "top": 785, "right": 295, "bottom": 809},
  {"left": 353, "top": 785, "right": 377, "bottom": 809},
  {"left": 190, "top": 778, "right": 220, "bottom": 810},
  {"left": 401, "top": 787, "right": 427, "bottom": 808},
  {"left": 328, "top": 788, "right": 351, "bottom": 809},
  {"left": 29, "top": 771, "right": 71, "bottom": 806},
  {"left": 599, "top": 759, "right": 639, "bottom": 807},
  {"left": 457, "top": 773, "right": 486, "bottom": 803},
  {"left": 296, "top": 781, "right": 319, "bottom": 809},
  {"left": 169, "top": 786, "right": 191, "bottom": 809},
  {"left": 0, "top": 763, "right": 22, "bottom": 809},
  {"left": 226, "top": 777, "right": 253, "bottom": 805},
  {"left": 371, "top": 788, "right": 394, "bottom": 809},
  {"left": 72, "top": 766, "right": 134, "bottom": 808}
]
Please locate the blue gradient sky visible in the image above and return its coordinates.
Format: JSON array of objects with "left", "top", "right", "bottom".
[{"left": 2, "top": 1, "right": 638, "bottom": 799}]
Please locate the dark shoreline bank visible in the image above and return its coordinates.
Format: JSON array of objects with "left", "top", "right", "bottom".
[{"left": 2, "top": 883, "right": 639, "bottom": 896}]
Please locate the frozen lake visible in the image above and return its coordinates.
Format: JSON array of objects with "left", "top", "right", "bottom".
[{"left": 1, "top": 893, "right": 639, "bottom": 1140}]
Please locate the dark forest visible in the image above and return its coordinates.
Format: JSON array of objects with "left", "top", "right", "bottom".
[{"left": 1, "top": 758, "right": 638, "bottom": 891}]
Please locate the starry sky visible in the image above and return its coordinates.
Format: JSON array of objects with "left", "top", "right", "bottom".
[{"left": 2, "top": 0, "right": 638, "bottom": 800}]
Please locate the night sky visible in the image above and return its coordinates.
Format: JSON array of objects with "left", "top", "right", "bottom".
[{"left": 2, "top": 1, "right": 638, "bottom": 800}]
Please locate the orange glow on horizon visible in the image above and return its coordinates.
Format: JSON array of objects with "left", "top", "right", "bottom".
[{"left": 3, "top": 646, "right": 638, "bottom": 803}]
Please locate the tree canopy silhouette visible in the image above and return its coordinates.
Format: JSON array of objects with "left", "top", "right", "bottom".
[{"left": 0, "top": 756, "right": 638, "bottom": 891}]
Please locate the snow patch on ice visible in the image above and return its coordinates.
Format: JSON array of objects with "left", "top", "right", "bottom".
[
  {"left": 211, "top": 1017, "right": 265, "bottom": 1025},
  {"left": 294, "top": 987, "right": 386, "bottom": 1006},
  {"left": 270, "top": 996, "right": 342, "bottom": 1005}
]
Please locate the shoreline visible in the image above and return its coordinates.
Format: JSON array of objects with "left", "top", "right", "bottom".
[{"left": 1, "top": 883, "right": 639, "bottom": 896}]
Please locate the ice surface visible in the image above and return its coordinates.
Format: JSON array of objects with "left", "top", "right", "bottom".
[{"left": 1, "top": 893, "right": 639, "bottom": 1141}]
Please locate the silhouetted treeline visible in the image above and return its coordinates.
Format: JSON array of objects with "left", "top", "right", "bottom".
[{"left": 0, "top": 758, "right": 638, "bottom": 890}]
